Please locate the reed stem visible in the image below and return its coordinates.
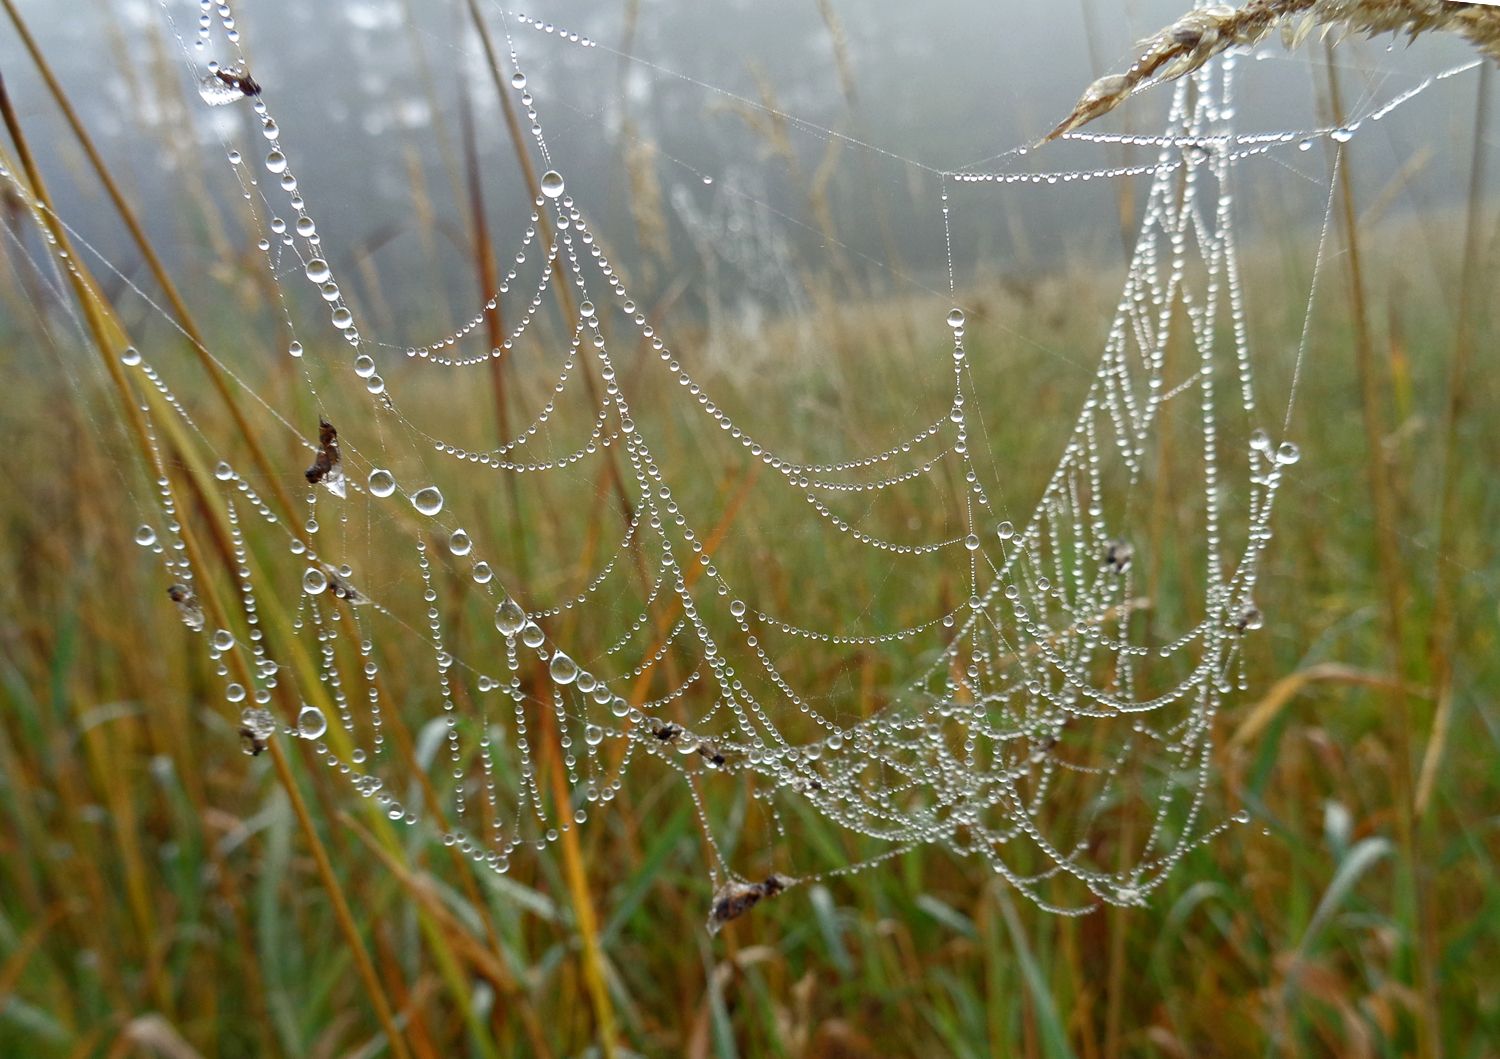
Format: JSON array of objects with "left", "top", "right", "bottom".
[{"left": 1325, "top": 44, "right": 1435, "bottom": 1059}]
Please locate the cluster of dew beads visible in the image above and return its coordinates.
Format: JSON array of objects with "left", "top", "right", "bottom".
[{"left": 126, "top": 7, "right": 1325, "bottom": 920}]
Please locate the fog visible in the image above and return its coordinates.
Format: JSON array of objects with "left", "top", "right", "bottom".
[{"left": 1, "top": 0, "right": 1493, "bottom": 337}]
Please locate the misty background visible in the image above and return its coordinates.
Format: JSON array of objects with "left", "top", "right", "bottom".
[{"left": 1, "top": 0, "right": 1493, "bottom": 352}]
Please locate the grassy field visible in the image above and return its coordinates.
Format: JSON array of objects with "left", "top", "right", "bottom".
[{"left": 0, "top": 6, "right": 1498, "bottom": 1059}]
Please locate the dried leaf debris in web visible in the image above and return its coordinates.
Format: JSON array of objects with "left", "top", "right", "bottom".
[
  {"left": 322, "top": 564, "right": 370, "bottom": 606},
  {"left": 707, "top": 874, "right": 794, "bottom": 935},
  {"left": 304, "top": 417, "right": 345, "bottom": 497},
  {"left": 166, "top": 583, "right": 205, "bottom": 631},
  {"left": 197, "top": 62, "right": 261, "bottom": 106}
]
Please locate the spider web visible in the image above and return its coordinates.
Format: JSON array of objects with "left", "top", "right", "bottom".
[{"left": 4, "top": 0, "right": 1476, "bottom": 922}]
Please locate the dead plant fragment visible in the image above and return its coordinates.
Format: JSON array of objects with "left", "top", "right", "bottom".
[
  {"left": 1043, "top": 0, "right": 1500, "bottom": 144},
  {"left": 707, "top": 874, "right": 794, "bottom": 935},
  {"left": 305, "top": 417, "right": 340, "bottom": 484}
]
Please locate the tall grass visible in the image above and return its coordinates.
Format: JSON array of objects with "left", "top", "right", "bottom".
[{"left": 0, "top": 6, "right": 1497, "bottom": 1059}]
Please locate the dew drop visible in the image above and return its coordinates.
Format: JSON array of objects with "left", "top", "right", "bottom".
[
  {"left": 472, "top": 562, "right": 493, "bottom": 584},
  {"left": 265, "top": 149, "right": 287, "bottom": 174},
  {"left": 225, "top": 683, "right": 246, "bottom": 703},
  {"left": 540, "top": 170, "right": 565, "bottom": 198},
  {"left": 351, "top": 748, "right": 367, "bottom": 764},
  {"left": 584, "top": 724, "right": 604, "bottom": 746},
  {"left": 1249, "top": 428, "right": 1272, "bottom": 453},
  {"left": 367, "top": 468, "right": 395, "bottom": 497},
  {"left": 214, "top": 461, "right": 234, "bottom": 480},
  {"left": 331, "top": 307, "right": 354, "bottom": 330},
  {"left": 288, "top": 341, "right": 303, "bottom": 358},
  {"left": 135, "top": 525, "right": 157, "bottom": 547},
  {"left": 411, "top": 487, "right": 443, "bottom": 515},
  {"left": 730, "top": 600, "right": 747, "bottom": 618},
  {"left": 296, "top": 216, "right": 316, "bottom": 238},
  {"left": 1234, "top": 809, "right": 1251, "bottom": 824},
  {"left": 947, "top": 308, "right": 965, "bottom": 329},
  {"left": 511, "top": 72, "right": 526, "bottom": 89},
  {"left": 579, "top": 300, "right": 595, "bottom": 318},
  {"left": 121, "top": 346, "right": 142, "bottom": 366},
  {"left": 241, "top": 707, "right": 275, "bottom": 739},
  {"left": 354, "top": 354, "right": 375, "bottom": 378},
  {"left": 305, "top": 258, "right": 330, "bottom": 283},
  {"left": 211, "top": 629, "right": 235, "bottom": 652},
  {"left": 302, "top": 567, "right": 328, "bottom": 594},
  {"left": 521, "top": 622, "right": 545, "bottom": 648},
  {"left": 997, "top": 521, "right": 1014, "bottom": 540},
  {"left": 495, "top": 597, "right": 526, "bottom": 636},
  {"left": 296, "top": 704, "right": 327, "bottom": 739},
  {"left": 387, "top": 803, "right": 404, "bottom": 821},
  {"left": 964, "top": 533, "right": 981, "bottom": 552},
  {"left": 449, "top": 528, "right": 472, "bottom": 556},
  {"left": 549, "top": 651, "right": 578, "bottom": 684},
  {"left": 1276, "top": 441, "right": 1300, "bottom": 465}
]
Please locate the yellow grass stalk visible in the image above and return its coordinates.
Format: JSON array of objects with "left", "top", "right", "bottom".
[
  {"left": 536, "top": 697, "right": 620, "bottom": 1059},
  {"left": 1228, "top": 662, "right": 1426, "bottom": 749},
  {"left": 0, "top": 72, "right": 416, "bottom": 1059}
]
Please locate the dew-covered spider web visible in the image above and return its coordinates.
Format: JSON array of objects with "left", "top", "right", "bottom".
[{"left": 6, "top": 0, "right": 1484, "bottom": 926}]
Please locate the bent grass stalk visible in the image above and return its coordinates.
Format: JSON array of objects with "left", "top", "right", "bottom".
[
  {"left": 0, "top": 69, "right": 417, "bottom": 1059},
  {"left": 0, "top": 0, "right": 311, "bottom": 549}
]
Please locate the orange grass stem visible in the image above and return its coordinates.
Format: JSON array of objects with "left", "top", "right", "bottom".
[{"left": 535, "top": 686, "right": 620, "bottom": 1059}]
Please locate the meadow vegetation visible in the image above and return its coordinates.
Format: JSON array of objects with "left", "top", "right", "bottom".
[{"left": 0, "top": 4, "right": 1497, "bottom": 1058}]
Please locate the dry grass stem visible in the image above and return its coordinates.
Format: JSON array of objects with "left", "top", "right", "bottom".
[{"left": 1043, "top": 0, "right": 1500, "bottom": 143}]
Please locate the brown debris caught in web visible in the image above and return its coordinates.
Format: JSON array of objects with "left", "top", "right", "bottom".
[
  {"left": 214, "top": 65, "right": 262, "bottom": 98},
  {"left": 322, "top": 563, "right": 370, "bottom": 606},
  {"left": 166, "top": 583, "right": 205, "bottom": 631},
  {"left": 304, "top": 418, "right": 345, "bottom": 497},
  {"left": 1041, "top": 0, "right": 1500, "bottom": 145},
  {"left": 707, "top": 873, "right": 794, "bottom": 935}
]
